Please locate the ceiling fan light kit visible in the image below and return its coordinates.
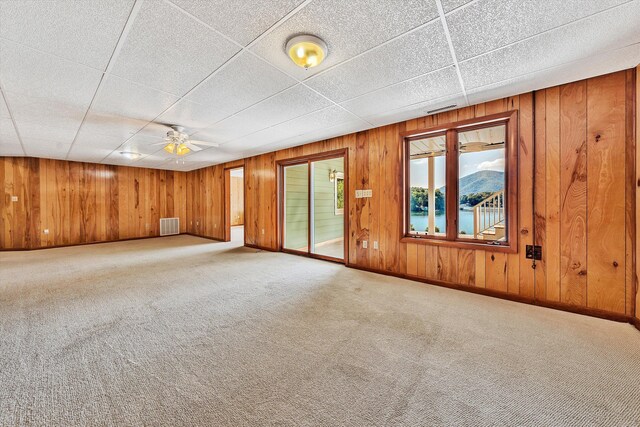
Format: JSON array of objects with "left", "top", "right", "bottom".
[
  {"left": 286, "top": 35, "right": 327, "bottom": 69},
  {"left": 157, "top": 125, "right": 219, "bottom": 157}
]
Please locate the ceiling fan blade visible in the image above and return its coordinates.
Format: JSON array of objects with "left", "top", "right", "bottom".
[
  {"left": 185, "top": 142, "right": 202, "bottom": 152},
  {"left": 189, "top": 139, "right": 219, "bottom": 148}
]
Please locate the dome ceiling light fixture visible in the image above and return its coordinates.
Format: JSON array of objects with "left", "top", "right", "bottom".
[{"left": 286, "top": 35, "right": 328, "bottom": 69}]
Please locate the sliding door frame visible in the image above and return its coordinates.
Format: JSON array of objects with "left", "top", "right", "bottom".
[{"left": 277, "top": 148, "right": 349, "bottom": 264}]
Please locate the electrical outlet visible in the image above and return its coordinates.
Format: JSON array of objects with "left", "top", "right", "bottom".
[
  {"left": 373, "top": 241, "right": 378, "bottom": 249},
  {"left": 364, "top": 189, "right": 373, "bottom": 198},
  {"left": 43, "top": 229, "right": 49, "bottom": 235},
  {"left": 11, "top": 196, "right": 18, "bottom": 202},
  {"left": 362, "top": 240, "right": 368, "bottom": 249},
  {"left": 262, "top": 228, "right": 265, "bottom": 235},
  {"left": 355, "top": 190, "right": 363, "bottom": 198}
]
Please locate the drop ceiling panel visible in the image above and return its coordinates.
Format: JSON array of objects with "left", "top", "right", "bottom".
[
  {"left": 90, "top": 75, "right": 180, "bottom": 123},
  {"left": 251, "top": 0, "right": 440, "bottom": 80},
  {"left": 223, "top": 105, "right": 357, "bottom": 151},
  {"left": 22, "top": 137, "right": 72, "bottom": 159},
  {"left": 0, "top": 0, "right": 134, "bottom": 69},
  {"left": 447, "top": 0, "right": 630, "bottom": 61},
  {"left": 183, "top": 52, "right": 297, "bottom": 123},
  {"left": 364, "top": 94, "right": 467, "bottom": 127},
  {"left": 458, "top": 2, "right": 640, "bottom": 89},
  {"left": 341, "top": 66, "right": 461, "bottom": 118},
  {"left": 67, "top": 144, "right": 118, "bottom": 163},
  {"left": 243, "top": 119, "right": 371, "bottom": 158},
  {"left": 118, "top": 134, "right": 166, "bottom": 156},
  {"left": 196, "top": 84, "right": 332, "bottom": 144},
  {"left": 441, "top": 0, "right": 474, "bottom": 13},
  {"left": 109, "top": 0, "right": 241, "bottom": 97},
  {"left": 0, "top": 39, "right": 102, "bottom": 107},
  {"left": 169, "top": 0, "right": 306, "bottom": 46},
  {"left": 80, "top": 111, "right": 150, "bottom": 141},
  {"left": 466, "top": 43, "right": 640, "bottom": 105},
  {"left": 306, "top": 21, "right": 452, "bottom": 103},
  {"left": 4, "top": 92, "right": 87, "bottom": 138},
  {"left": 0, "top": 118, "right": 24, "bottom": 156}
]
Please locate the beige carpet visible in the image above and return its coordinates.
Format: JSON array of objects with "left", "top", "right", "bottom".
[{"left": 1, "top": 235, "right": 639, "bottom": 426}]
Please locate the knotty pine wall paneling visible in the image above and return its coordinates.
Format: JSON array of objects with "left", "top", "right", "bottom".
[
  {"left": 185, "top": 69, "right": 635, "bottom": 320},
  {"left": 0, "top": 158, "right": 188, "bottom": 249}
]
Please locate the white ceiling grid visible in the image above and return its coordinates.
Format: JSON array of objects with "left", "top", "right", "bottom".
[{"left": 0, "top": 0, "right": 638, "bottom": 170}]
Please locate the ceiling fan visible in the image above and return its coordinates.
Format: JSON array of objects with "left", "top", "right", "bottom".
[{"left": 152, "top": 125, "right": 219, "bottom": 156}]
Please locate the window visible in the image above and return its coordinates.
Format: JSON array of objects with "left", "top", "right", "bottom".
[{"left": 403, "top": 111, "right": 518, "bottom": 252}]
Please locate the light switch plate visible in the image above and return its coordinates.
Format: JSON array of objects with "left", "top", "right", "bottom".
[
  {"left": 11, "top": 196, "right": 18, "bottom": 202},
  {"left": 362, "top": 240, "right": 368, "bottom": 249},
  {"left": 355, "top": 190, "right": 363, "bottom": 198},
  {"left": 364, "top": 189, "right": 373, "bottom": 198}
]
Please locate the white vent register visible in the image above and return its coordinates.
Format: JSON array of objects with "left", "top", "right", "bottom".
[{"left": 160, "top": 218, "right": 180, "bottom": 236}]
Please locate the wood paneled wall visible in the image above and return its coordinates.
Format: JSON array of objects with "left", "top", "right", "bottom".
[
  {"left": 2, "top": 69, "right": 636, "bottom": 320},
  {"left": 187, "top": 69, "right": 637, "bottom": 319},
  {"left": 1, "top": 158, "right": 187, "bottom": 249}
]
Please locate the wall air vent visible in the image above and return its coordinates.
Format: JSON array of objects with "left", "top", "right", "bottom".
[
  {"left": 427, "top": 104, "right": 457, "bottom": 114},
  {"left": 160, "top": 218, "right": 180, "bottom": 236}
]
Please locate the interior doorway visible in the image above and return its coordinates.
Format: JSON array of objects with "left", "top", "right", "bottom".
[
  {"left": 225, "top": 167, "right": 244, "bottom": 243},
  {"left": 279, "top": 150, "right": 347, "bottom": 263}
]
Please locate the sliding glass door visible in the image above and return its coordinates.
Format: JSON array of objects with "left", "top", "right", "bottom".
[{"left": 281, "top": 154, "right": 345, "bottom": 262}]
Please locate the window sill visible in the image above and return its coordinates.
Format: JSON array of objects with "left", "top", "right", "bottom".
[{"left": 400, "top": 235, "right": 517, "bottom": 253}]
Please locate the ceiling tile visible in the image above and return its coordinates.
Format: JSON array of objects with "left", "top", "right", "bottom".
[
  {"left": 251, "top": 0, "right": 439, "bottom": 80},
  {"left": 156, "top": 99, "right": 222, "bottom": 131},
  {"left": 341, "top": 66, "right": 460, "bottom": 118},
  {"left": 91, "top": 75, "right": 180, "bottom": 123},
  {"left": 73, "top": 131, "right": 127, "bottom": 151},
  {"left": 364, "top": 94, "right": 467, "bottom": 127},
  {"left": 184, "top": 52, "right": 297, "bottom": 123},
  {"left": 0, "top": 0, "right": 134, "bottom": 69},
  {"left": 169, "top": 0, "right": 305, "bottom": 46},
  {"left": 447, "top": 0, "right": 631, "bottom": 61},
  {"left": 119, "top": 133, "right": 167, "bottom": 156},
  {"left": 242, "top": 119, "right": 371, "bottom": 157},
  {"left": 110, "top": 0, "right": 240, "bottom": 96},
  {"left": 458, "top": 2, "right": 640, "bottom": 89},
  {"left": 0, "top": 118, "right": 24, "bottom": 155},
  {"left": 224, "top": 105, "right": 356, "bottom": 150},
  {"left": 4, "top": 92, "right": 87, "bottom": 136},
  {"left": 0, "top": 39, "right": 102, "bottom": 107},
  {"left": 21, "top": 137, "right": 71, "bottom": 159},
  {"left": 67, "top": 145, "right": 117, "bottom": 163},
  {"left": 307, "top": 21, "right": 452, "bottom": 103},
  {"left": 466, "top": 43, "right": 640, "bottom": 105},
  {"left": 195, "top": 84, "right": 332, "bottom": 143},
  {"left": 441, "top": 0, "right": 474, "bottom": 13},
  {"left": 80, "top": 111, "right": 150, "bottom": 141},
  {"left": 0, "top": 94, "right": 11, "bottom": 119}
]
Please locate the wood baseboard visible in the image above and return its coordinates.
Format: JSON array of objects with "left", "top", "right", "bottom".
[
  {"left": 345, "top": 262, "right": 633, "bottom": 324},
  {"left": 0, "top": 234, "right": 186, "bottom": 251},
  {"left": 244, "top": 243, "right": 278, "bottom": 252},
  {"left": 633, "top": 316, "right": 640, "bottom": 331}
]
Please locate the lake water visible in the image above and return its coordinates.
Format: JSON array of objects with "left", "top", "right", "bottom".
[{"left": 410, "top": 210, "right": 475, "bottom": 234}]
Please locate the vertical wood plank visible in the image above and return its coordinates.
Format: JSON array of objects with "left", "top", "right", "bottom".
[
  {"left": 545, "top": 87, "right": 562, "bottom": 302},
  {"left": 559, "top": 81, "right": 587, "bottom": 306},
  {"left": 586, "top": 72, "right": 626, "bottom": 313}
]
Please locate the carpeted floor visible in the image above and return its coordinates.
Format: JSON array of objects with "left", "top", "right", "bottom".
[{"left": 1, "top": 235, "right": 639, "bottom": 426}]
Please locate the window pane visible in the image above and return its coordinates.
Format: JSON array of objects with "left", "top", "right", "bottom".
[
  {"left": 458, "top": 124, "right": 506, "bottom": 241},
  {"left": 283, "top": 163, "right": 309, "bottom": 251},
  {"left": 408, "top": 135, "right": 446, "bottom": 237}
]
